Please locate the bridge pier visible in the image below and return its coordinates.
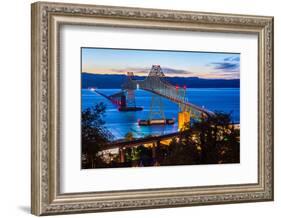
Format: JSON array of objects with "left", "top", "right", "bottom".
[
  {"left": 152, "top": 141, "right": 161, "bottom": 166},
  {"left": 152, "top": 142, "right": 157, "bottom": 160},
  {"left": 178, "top": 111, "right": 191, "bottom": 131},
  {"left": 119, "top": 148, "right": 125, "bottom": 163}
]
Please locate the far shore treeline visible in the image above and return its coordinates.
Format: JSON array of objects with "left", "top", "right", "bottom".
[{"left": 81, "top": 72, "right": 240, "bottom": 89}]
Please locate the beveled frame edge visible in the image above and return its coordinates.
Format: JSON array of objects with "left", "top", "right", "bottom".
[{"left": 31, "top": 1, "right": 274, "bottom": 216}]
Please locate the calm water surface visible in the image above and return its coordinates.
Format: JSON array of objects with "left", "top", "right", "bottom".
[{"left": 82, "top": 88, "right": 240, "bottom": 140}]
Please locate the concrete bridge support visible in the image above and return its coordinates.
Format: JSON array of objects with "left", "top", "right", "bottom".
[
  {"left": 152, "top": 142, "right": 157, "bottom": 160},
  {"left": 152, "top": 141, "right": 161, "bottom": 166},
  {"left": 178, "top": 111, "right": 191, "bottom": 131},
  {"left": 119, "top": 148, "right": 125, "bottom": 163}
]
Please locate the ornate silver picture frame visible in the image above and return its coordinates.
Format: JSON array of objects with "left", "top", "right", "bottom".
[{"left": 31, "top": 1, "right": 273, "bottom": 215}]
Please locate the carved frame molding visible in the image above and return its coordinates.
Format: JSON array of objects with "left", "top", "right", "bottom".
[{"left": 31, "top": 2, "right": 273, "bottom": 215}]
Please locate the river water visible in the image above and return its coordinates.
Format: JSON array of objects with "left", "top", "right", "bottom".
[{"left": 82, "top": 88, "right": 240, "bottom": 140}]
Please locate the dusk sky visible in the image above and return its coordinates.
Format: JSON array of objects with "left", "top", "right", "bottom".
[{"left": 81, "top": 48, "right": 240, "bottom": 79}]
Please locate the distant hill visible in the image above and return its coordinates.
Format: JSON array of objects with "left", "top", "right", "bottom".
[{"left": 81, "top": 73, "right": 240, "bottom": 89}]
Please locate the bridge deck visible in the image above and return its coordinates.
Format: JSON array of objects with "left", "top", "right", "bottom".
[
  {"left": 94, "top": 89, "right": 123, "bottom": 106},
  {"left": 104, "top": 132, "right": 180, "bottom": 150},
  {"left": 141, "top": 88, "right": 215, "bottom": 116}
]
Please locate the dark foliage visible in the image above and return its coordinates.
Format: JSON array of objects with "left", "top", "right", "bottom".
[
  {"left": 160, "top": 112, "right": 240, "bottom": 166},
  {"left": 81, "top": 103, "right": 113, "bottom": 168}
]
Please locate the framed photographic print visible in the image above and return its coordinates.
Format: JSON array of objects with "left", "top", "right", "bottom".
[{"left": 31, "top": 1, "right": 274, "bottom": 216}]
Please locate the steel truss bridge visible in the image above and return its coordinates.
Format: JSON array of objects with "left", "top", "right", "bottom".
[{"left": 120, "top": 65, "right": 215, "bottom": 118}]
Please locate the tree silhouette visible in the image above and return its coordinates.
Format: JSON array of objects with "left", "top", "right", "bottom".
[
  {"left": 160, "top": 112, "right": 240, "bottom": 166},
  {"left": 81, "top": 103, "right": 113, "bottom": 168}
]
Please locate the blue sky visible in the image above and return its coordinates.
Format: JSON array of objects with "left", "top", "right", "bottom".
[{"left": 82, "top": 47, "right": 240, "bottom": 79}]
